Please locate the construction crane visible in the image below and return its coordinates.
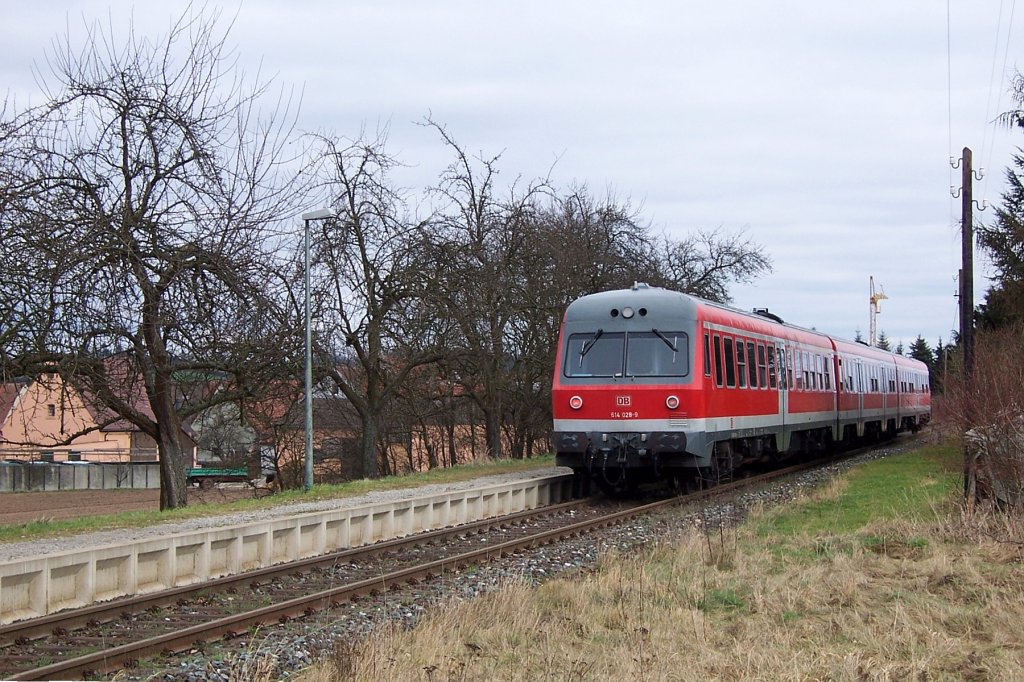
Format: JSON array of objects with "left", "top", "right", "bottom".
[{"left": 869, "top": 276, "right": 888, "bottom": 347}]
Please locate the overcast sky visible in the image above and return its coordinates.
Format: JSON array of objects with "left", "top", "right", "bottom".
[{"left": 2, "top": 1, "right": 1020, "bottom": 349}]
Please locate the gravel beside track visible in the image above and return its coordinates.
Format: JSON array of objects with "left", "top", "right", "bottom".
[
  {"left": 118, "top": 440, "right": 923, "bottom": 681},
  {"left": 0, "top": 466, "right": 571, "bottom": 562}
]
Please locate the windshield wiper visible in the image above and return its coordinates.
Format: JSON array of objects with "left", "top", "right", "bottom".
[
  {"left": 651, "top": 328, "right": 678, "bottom": 353},
  {"left": 578, "top": 328, "right": 604, "bottom": 366}
]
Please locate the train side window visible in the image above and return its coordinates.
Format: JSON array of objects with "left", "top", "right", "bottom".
[
  {"left": 713, "top": 335, "right": 724, "bottom": 387},
  {"left": 757, "top": 344, "right": 768, "bottom": 388},
  {"left": 803, "top": 351, "right": 811, "bottom": 389},
  {"left": 777, "top": 347, "right": 787, "bottom": 390},
  {"left": 736, "top": 339, "right": 747, "bottom": 388},
  {"left": 824, "top": 356, "right": 832, "bottom": 390},
  {"left": 816, "top": 355, "right": 824, "bottom": 391},
  {"left": 767, "top": 344, "right": 777, "bottom": 389},
  {"left": 747, "top": 341, "right": 758, "bottom": 387},
  {"left": 724, "top": 337, "right": 736, "bottom": 387},
  {"left": 787, "top": 350, "right": 794, "bottom": 389},
  {"left": 703, "top": 333, "right": 711, "bottom": 376}
]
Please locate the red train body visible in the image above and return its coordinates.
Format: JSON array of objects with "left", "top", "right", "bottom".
[{"left": 551, "top": 283, "right": 930, "bottom": 492}]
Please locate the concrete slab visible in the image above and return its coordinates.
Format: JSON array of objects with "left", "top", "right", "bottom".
[{"left": 0, "top": 472, "right": 574, "bottom": 624}]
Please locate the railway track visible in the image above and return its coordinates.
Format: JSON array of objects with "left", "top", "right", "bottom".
[{"left": 0, "top": 453, "right": 861, "bottom": 680}]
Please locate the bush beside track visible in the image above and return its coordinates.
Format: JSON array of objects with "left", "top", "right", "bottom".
[{"left": 300, "top": 438, "right": 1024, "bottom": 681}]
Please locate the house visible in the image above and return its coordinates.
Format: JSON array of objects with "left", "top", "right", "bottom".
[
  {"left": 239, "top": 382, "right": 364, "bottom": 486},
  {"left": 0, "top": 374, "right": 196, "bottom": 463}
]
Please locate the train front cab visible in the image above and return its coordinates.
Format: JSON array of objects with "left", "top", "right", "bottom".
[{"left": 551, "top": 285, "right": 702, "bottom": 492}]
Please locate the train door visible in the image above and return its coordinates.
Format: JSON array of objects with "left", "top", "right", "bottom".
[
  {"left": 776, "top": 342, "right": 789, "bottom": 452},
  {"left": 855, "top": 360, "right": 866, "bottom": 437}
]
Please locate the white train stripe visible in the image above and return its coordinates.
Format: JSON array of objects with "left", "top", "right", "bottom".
[{"left": 555, "top": 408, "right": 899, "bottom": 434}]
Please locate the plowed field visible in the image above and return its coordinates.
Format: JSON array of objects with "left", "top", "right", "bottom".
[{"left": 0, "top": 486, "right": 254, "bottom": 525}]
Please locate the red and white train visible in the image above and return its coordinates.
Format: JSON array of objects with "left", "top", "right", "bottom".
[{"left": 551, "top": 283, "right": 931, "bottom": 492}]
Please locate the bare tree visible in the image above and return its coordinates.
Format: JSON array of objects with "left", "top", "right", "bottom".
[
  {"left": 0, "top": 10, "right": 301, "bottom": 508},
  {"left": 650, "top": 228, "right": 772, "bottom": 303},
  {"left": 543, "top": 187, "right": 656, "bottom": 299},
  {"left": 309, "top": 131, "right": 441, "bottom": 479},
  {"left": 419, "top": 118, "right": 553, "bottom": 460}
]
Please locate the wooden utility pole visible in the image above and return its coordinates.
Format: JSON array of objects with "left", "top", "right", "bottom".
[
  {"left": 956, "top": 146, "right": 977, "bottom": 508},
  {"left": 959, "top": 146, "right": 974, "bottom": 377}
]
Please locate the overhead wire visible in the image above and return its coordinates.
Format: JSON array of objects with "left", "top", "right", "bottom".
[
  {"left": 947, "top": 0, "right": 959, "bottom": 342},
  {"left": 983, "top": 0, "right": 1017, "bottom": 203},
  {"left": 947, "top": 0, "right": 955, "bottom": 233},
  {"left": 979, "top": 0, "right": 1005, "bottom": 185}
]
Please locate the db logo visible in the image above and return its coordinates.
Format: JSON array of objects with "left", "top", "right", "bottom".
[{"left": 616, "top": 395, "right": 631, "bottom": 406}]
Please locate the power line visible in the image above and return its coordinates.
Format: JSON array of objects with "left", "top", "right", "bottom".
[
  {"left": 947, "top": 0, "right": 955, "bottom": 229},
  {"left": 979, "top": 0, "right": 1006, "bottom": 178},
  {"left": 983, "top": 0, "right": 1017, "bottom": 203}
]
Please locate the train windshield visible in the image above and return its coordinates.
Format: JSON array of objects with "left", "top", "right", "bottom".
[
  {"left": 564, "top": 331, "right": 689, "bottom": 378},
  {"left": 565, "top": 332, "right": 624, "bottom": 377},
  {"left": 625, "top": 331, "right": 689, "bottom": 377}
]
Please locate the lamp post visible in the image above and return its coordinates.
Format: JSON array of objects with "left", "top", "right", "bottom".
[{"left": 301, "top": 208, "right": 336, "bottom": 491}]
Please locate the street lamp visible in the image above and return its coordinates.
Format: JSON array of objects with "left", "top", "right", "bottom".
[{"left": 302, "top": 208, "right": 336, "bottom": 491}]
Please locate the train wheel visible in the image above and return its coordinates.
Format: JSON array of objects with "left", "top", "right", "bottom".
[
  {"left": 570, "top": 469, "right": 591, "bottom": 498},
  {"left": 672, "top": 471, "right": 703, "bottom": 495}
]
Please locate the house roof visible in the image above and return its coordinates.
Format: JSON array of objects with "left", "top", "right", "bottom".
[
  {"left": 5, "top": 370, "right": 197, "bottom": 447},
  {"left": 244, "top": 388, "right": 360, "bottom": 436},
  {"left": 0, "top": 381, "right": 27, "bottom": 438}
]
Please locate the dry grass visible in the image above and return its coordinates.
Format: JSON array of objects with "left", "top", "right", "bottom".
[
  {"left": 300, "top": 517, "right": 1024, "bottom": 681},
  {"left": 289, "top": 446, "right": 1024, "bottom": 681}
]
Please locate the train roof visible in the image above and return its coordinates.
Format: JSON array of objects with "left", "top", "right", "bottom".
[
  {"left": 566, "top": 283, "right": 929, "bottom": 370},
  {"left": 563, "top": 284, "right": 698, "bottom": 321}
]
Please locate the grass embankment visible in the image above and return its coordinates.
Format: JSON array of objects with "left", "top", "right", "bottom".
[
  {"left": 304, "top": 442, "right": 1024, "bottom": 681},
  {"left": 0, "top": 456, "right": 555, "bottom": 543}
]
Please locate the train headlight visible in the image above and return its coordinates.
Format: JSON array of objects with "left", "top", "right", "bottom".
[
  {"left": 665, "top": 395, "right": 680, "bottom": 410},
  {"left": 621, "top": 306, "right": 635, "bottom": 319},
  {"left": 569, "top": 395, "right": 584, "bottom": 410}
]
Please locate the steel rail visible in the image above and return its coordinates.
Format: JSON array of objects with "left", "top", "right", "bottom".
[
  {"left": 9, "top": 454, "right": 837, "bottom": 681},
  {"left": 0, "top": 498, "right": 588, "bottom": 647}
]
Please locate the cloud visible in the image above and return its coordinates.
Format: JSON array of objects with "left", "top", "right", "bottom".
[{"left": 2, "top": 0, "right": 1017, "bottom": 346}]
